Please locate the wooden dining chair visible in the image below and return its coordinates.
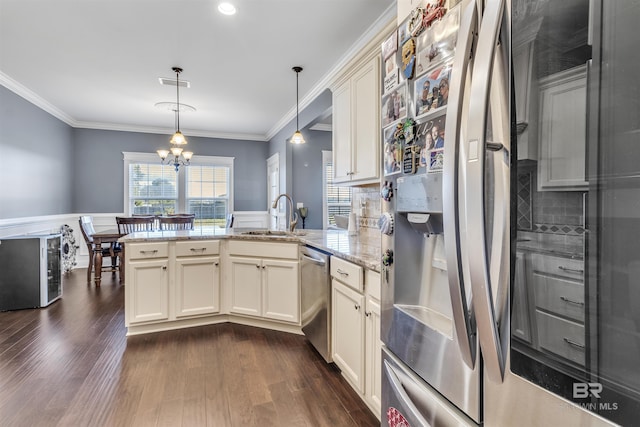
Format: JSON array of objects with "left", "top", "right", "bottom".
[
  {"left": 116, "top": 216, "right": 155, "bottom": 234},
  {"left": 79, "top": 216, "right": 122, "bottom": 284},
  {"left": 158, "top": 214, "right": 195, "bottom": 230}
]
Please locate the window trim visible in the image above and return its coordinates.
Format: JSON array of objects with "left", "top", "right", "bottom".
[
  {"left": 322, "top": 150, "right": 352, "bottom": 230},
  {"left": 122, "top": 151, "right": 234, "bottom": 216}
]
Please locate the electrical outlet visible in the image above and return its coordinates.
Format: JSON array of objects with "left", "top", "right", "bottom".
[{"left": 297, "top": 202, "right": 304, "bottom": 209}]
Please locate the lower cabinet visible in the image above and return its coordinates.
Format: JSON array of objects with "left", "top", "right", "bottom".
[
  {"left": 364, "top": 270, "right": 382, "bottom": 418},
  {"left": 228, "top": 241, "right": 300, "bottom": 324},
  {"left": 175, "top": 255, "right": 220, "bottom": 318},
  {"left": 125, "top": 240, "right": 220, "bottom": 330},
  {"left": 331, "top": 256, "right": 381, "bottom": 420},
  {"left": 332, "top": 278, "right": 366, "bottom": 392},
  {"left": 127, "top": 258, "right": 170, "bottom": 324}
]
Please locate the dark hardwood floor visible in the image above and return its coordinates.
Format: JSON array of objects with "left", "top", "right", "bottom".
[{"left": 0, "top": 270, "right": 379, "bottom": 427}]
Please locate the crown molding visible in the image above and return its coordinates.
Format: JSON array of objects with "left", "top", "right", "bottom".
[
  {"left": 309, "top": 123, "right": 332, "bottom": 132},
  {"left": 265, "top": 3, "right": 397, "bottom": 141},
  {"left": 0, "top": 71, "right": 76, "bottom": 126},
  {"left": 2, "top": 3, "right": 397, "bottom": 144},
  {"left": 74, "top": 120, "right": 268, "bottom": 142}
]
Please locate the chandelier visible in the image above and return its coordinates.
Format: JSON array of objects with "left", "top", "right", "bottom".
[{"left": 157, "top": 66, "right": 193, "bottom": 171}]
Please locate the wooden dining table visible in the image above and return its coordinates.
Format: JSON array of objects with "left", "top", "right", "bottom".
[{"left": 91, "top": 228, "right": 124, "bottom": 286}]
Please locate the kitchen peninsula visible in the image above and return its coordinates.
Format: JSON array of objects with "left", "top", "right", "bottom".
[{"left": 118, "top": 228, "right": 381, "bottom": 336}]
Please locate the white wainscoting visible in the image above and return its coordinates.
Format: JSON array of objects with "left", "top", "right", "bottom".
[
  {"left": 232, "top": 211, "right": 269, "bottom": 229},
  {"left": 0, "top": 212, "right": 270, "bottom": 270}
]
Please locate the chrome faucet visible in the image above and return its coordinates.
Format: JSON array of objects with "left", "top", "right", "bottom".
[{"left": 272, "top": 193, "right": 298, "bottom": 232}]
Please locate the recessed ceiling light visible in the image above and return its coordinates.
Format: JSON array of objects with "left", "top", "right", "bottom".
[{"left": 218, "top": 2, "right": 236, "bottom": 15}]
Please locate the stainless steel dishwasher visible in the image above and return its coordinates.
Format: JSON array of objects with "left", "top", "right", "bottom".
[{"left": 299, "top": 245, "right": 332, "bottom": 362}]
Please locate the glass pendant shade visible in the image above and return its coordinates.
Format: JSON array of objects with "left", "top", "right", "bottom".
[
  {"left": 291, "top": 130, "right": 305, "bottom": 144},
  {"left": 170, "top": 130, "right": 187, "bottom": 145}
]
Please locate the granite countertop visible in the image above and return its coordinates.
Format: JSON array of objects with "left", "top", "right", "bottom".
[{"left": 119, "top": 227, "right": 382, "bottom": 272}]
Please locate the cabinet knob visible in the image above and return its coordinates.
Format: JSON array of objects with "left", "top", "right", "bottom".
[
  {"left": 354, "top": 304, "right": 360, "bottom": 311},
  {"left": 262, "top": 265, "right": 266, "bottom": 269},
  {"left": 214, "top": 262, "right": 219, "bottom": 267},
  {"left": 162, "top": 266, "right": 167, "bottom": 270},
  {"left": 365, "top": 311, "right": 371, "bottom": 317},
  {"left": 256, "top": 264, "right": 260, "bottom": 269}
]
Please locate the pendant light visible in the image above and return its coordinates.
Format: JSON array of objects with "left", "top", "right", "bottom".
[
  {"left": 290, "top": 66, "right": 306, "bottom": 144},
  {"left": 157, "top": 66, "right": 193, "bottom": 171}
]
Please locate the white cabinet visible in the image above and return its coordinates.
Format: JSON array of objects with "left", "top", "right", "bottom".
[
  {"left": 364, "top": 270, "right": 382, "bottom": 419},
  {"left": 174, "top": 241, "right": 220, "bottom": 318},
  {"left": 332, "top": 278, "right": 365, "bottom": 392},
  {"left": 332, "top": 55, "right": 381, "bottom": 185},
  {"left": 538, "top": 65, "right": 588, "bottom": 190},
  {"left": 227, "top": 241, "right": 299, "bottom": 324},
  {"left": 513, "top": 41, "right": 538, "bottom": 161},
  {"left": 125, "top": 240, "right": 220, "bottom": 332},
  {"left": 511, "top": 251, "right": 533, "bottom": 344},
  {"left": 229, "top": 256, "right": 263, "bottom": 317},
  {"left": 331, "top": 257, "right": 381, "bottom": 419},
  {"left": 125, "top": 242, "right": 170, "bottom": 325}
]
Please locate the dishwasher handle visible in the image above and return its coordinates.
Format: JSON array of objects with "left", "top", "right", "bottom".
[{"left": 301, "top": 253, "right": 327, "bottom": 266}]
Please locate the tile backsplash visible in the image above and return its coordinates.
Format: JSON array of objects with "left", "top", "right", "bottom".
[
  {"left": 517, "top": 163, "right": 585, "bottom": 236},
  {"left": 351, "top": 185, "right": 381, "bottom": 239}
]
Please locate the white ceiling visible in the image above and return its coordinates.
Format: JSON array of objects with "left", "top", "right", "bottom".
[{"left": 0, "top": 0, "right": 395, "bottom": 141}]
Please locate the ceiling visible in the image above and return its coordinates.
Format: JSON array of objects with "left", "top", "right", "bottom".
[{"left": 0, "top": 0, "right": 395, "bottom": 141}]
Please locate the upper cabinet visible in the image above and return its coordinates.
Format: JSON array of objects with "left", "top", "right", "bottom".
[
  {"left": 332, "top": 55, "right": 381, "bottom": 185},
  {"left": 513, "top": 18, "right": 542, "bottom": 161},
  {"left": 537, "top": 65, "right": 588, "bottom": 191}
]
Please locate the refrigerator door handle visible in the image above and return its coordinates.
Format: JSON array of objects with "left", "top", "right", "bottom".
[
  {"left": 464, "top": 0, "right": 509, "bottom": 383},
  {"left": 442, "top": 0, "right": 478, "bottom": 370},
  {"left": 383, "top": 360, "right": 432, "bottom": 427}
]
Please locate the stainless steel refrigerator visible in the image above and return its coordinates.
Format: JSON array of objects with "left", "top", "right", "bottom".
[{"left": 380, "top": 0, "right": 639, "bottom": 425}]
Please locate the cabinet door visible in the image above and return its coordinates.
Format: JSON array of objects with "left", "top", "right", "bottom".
[
  {"left": 352, "top": 55, "right": 380, "bottom": 182},
  {"left": 332, "top": 80, "right": 353, "bottom": 183},
  {"left": 175, "top": 256, "right": 220, "bottom": 318},
  {"left": 512, "top": 252, "right": 532, "bottom": 344},
  {"left": 127, "top": 259, "right": 169, "bottom": 325},
  {"left": 365, "top": 294, "right": 382, "bottom": 417},
  {"left": 262, "top": 259, "right": 299, "bottom": 323},
  {"left": 538, "top": 66, "right": 587, "bottom": 190},
  {"left": 229, "top": 256, "right": 262, "bottom": 317},
  {"left": 332, "top": 279, "right": 365, "bottom": 393}
]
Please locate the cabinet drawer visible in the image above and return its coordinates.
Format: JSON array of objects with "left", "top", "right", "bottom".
[
  {"left": 175, "top": 240, "right": 220, "bottom": 257},
  {"left": 366, "top": 269, "right": 381, "bottom": 301},
  {"left": 536, "top": 310, "right": 585, "bottom": 366},
  {"left": 227, "top": 240, "right": 298, "bottom": 259},
  {"left": 530, "top": 253, "right": 584, "bottom": 279},
  {"left": 127, "top": 242, "right": 169, "bottom": 260},
  {"left": 331, "top": 256, "right": 363, "bottom": 292},
  {"left": 533, "top": 273, "right": 584, "bottom": 322}
]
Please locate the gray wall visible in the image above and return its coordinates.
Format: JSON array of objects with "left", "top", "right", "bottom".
[
  {"left": 268, "top": 88, "right": 333, "bottom": 229},
  {"left": 291, "top": 130, "right": 332, "bottom": 229},
  {"left": 72, "top": 129, "right": 269, "bottom": 213},
  {"left": 0, "top": 86, "right": 74, "bottom": 219}
]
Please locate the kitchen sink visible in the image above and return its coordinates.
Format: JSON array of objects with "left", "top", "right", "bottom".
[{"left": 240, "top": 230, "right": 306, "bottom": 236}]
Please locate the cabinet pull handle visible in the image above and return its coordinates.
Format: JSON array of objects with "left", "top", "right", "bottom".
[
  {"left": 140, "top": 250, "right": 158, "bottom": 255},
  {"left": 337, "top": 269, "right": 349, "bottom": 276},
  {"left": 558, "top": 266, "right": 584, "bottom": 275},
  {"left": 354, "top": 304, "right": 360, "bottom": 311},
  {"left": 560, "top": 296, "right": 584, "bottom": 307},
  {"left": 190, "top": 247, "right": 207, "bottom": 252},
  {"left": 563, "top": 337, "right": 585, "bottom": 350}
]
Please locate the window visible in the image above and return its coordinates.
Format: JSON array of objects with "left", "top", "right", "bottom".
[
  {"left": 322, "top": 150, "right": 351, "bottom": 229},
  {"left": 123, "top": 152, "right": 234, "bottom": 226}
]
